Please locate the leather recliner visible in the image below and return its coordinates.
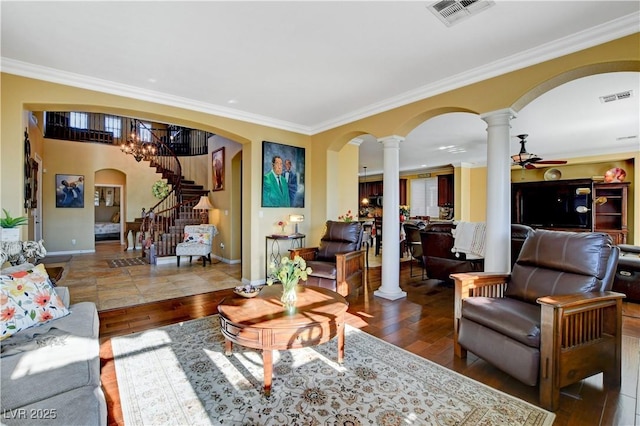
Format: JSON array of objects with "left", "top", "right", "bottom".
[
  {"left": 452, "top": 230, "right": 623, "bottom": 411},
  {"left": 419, "top": 222, "right": 534, "bottom": 283},
  {"left": 290, "top": 220, "right": 365, "bottom": 297}
]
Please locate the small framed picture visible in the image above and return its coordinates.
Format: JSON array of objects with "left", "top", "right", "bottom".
[
  {"left": 212, "top": 147, "right": 225, "bottom": 191},
  {"left": 55, "top": 174, "right": 84, "bottom": 208}
]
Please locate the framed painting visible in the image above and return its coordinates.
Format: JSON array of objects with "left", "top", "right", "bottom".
[
  {"left": 212, "top": 147, "right": 225, "bottom": 191},
  {"left": 262, "top": 141, "right": 305, "bottom": 208},
  {"left": 55, "top": 174, "right": 84, "bottom": 208}
]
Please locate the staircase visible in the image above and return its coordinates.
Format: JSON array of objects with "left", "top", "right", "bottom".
[{"left": 138, "top": 139, "right": 210, "bottom": 259}]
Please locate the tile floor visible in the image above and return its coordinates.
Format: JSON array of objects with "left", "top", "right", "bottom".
[
  {"left": 45, "top": 239, "right": 412, "bottom": 311},
  {"left": 48, "top": 242, "right": 242, "bottom": 311}
]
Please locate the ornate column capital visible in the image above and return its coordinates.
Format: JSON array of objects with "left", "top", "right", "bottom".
[{"left": 480, "top": 108, "right": 517, "bottom": 126}]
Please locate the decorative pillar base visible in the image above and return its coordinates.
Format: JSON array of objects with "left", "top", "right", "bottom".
[{"left": 374, "top": 289, "right": 407, "bottom": 300}]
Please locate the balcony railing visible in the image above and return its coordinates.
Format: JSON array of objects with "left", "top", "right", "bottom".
[{"left": 44, "top": 111, "right": 212, "bottom": 156}]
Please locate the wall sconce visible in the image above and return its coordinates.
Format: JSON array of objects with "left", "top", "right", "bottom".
[
  {"left": 193, "top": 196, "right": 214, "bottom": 224},
  {"left": 289, "top": 214, "right": 304, "bottom": 235}
]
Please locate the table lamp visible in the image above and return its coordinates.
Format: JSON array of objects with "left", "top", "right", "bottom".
[
  {"left": 193, "top": 196, "right": 214, "bottom": 224},
  {"left": 289, "top": 214, "right": 304, "bottom": 235}
]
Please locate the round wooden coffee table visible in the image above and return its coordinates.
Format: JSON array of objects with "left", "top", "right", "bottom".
[{"left": 218, "top": 285, "right": 348, "bottom": 397}]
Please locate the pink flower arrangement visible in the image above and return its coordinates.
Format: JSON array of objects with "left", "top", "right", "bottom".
[{"left": 338, "top": 210, "right": 354, "bottom": 222}]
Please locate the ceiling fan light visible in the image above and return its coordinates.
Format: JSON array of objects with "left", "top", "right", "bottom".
[{"left": 511, "top": 152, "right": 537, "bottom": 163}]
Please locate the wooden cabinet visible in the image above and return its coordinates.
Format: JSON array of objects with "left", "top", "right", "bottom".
[
  {"left": 437, "top": 174, "right": 454, "bottom": 207},
  {"left": 512, "top": 179, "right": 629, "bottom": 244},
  {"left": 358, "top": 179, "right": 407, "bottom": 205},
  {"left": 592, "top": 182, "right": 629, "bottom": 244}
]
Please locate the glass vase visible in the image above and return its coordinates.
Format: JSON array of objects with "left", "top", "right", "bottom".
[{"left": 281, "top": 283, "right": 298, "bottom": 313}]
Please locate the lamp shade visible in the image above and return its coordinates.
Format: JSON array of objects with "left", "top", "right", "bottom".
[
  {"left": 289, "top": 214, "right": 304, "bottom": 235},
  {"left": 193, "top": 196, "right": 214, "bottom": 210},
  {"left": 288, "top": 214, "right": 304, "bottom": 223}
]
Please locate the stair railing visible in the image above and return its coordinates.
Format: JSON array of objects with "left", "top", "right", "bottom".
[
  {"left": 141, "top": 192, "right": 204, "bottom": 256},
  {"left": 138, "top": 122, "right": 186, "bottom": 256}
]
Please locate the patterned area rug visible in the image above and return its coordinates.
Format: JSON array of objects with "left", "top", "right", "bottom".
[
  {"left": 107, "top": 257, "right": 147, "bottom": 268},
  {"left": 111, "top": 316, "right": 555, "bottom": 425}
]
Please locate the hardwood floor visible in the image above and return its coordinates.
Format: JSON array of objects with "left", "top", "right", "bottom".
[{"left": 92, "top": 255, "right": 640, "bottom": 425}]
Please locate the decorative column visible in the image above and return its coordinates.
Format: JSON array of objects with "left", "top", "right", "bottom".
[
  {"left": 480, "top": 108, "right": 516, "bottom": 272},
  {"left": 374, "top": 135, "right": 407, "bottom": 300}
]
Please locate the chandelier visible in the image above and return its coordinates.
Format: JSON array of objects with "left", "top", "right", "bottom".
[{"left": 120, "top": 119, "right": 156, "bottom": 162}]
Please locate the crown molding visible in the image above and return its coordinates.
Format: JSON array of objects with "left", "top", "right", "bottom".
[
  {"left": 310, "top": 12, "right": 640, "bottom": 133},
  {"left": 0, "top": 58, "right": 314, "bottom": 135},
  {"left": 2, "top": 12, "right": 637, "bottom": 136}
]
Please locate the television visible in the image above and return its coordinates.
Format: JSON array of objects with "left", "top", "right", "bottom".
[{"left": 512, "top": 179, "right": 592, "bottom": 229}]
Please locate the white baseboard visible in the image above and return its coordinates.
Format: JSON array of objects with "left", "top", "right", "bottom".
[{"left": 47, "top": 249, "right": 95, "bottom": 255}]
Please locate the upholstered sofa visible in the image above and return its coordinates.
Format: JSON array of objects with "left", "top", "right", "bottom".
[
  {"left": 290, "top": 220, "right": 365, "bottom": 297},
  {"left": 0, "top": 263, "right": 106, "bottom": 425},
  {"left": 419, "top": 222, "right": 534, "bottom": 283}
]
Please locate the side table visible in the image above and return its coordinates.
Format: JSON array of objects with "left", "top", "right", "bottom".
[{"left": 265, "top": 234, "right": 305, "bottom": 277}]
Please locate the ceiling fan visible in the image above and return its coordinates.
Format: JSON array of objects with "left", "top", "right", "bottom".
[{"left": 511, "top": 134, "right": 568, "bottom": 169}]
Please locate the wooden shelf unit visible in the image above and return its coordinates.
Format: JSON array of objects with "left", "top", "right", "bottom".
[
  {"left": 592, "top": 182, "right": 629, "bottom": 244},
  {"left": 512, "top": 179, "right": 629, "bottom": 244}
]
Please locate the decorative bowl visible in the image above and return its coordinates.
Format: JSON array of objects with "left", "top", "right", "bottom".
[
  {"left": 543, "top": 168, "right": 562, "bottom": 181},
  {"left": 234, "top": 286, "right": 261, "bottom": 298}
]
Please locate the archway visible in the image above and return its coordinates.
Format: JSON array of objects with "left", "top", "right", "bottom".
[{"left": 95, "top": 168, "right": 126, "bottom": 246}]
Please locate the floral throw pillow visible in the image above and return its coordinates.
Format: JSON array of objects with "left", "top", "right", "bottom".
[
  {"left": 183, "top": 232, "right": 211, "bottom": 245},
  {"left": 0, "top": 264, "right": 70, "bottom": 341}
]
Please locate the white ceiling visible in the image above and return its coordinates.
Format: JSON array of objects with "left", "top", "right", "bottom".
[{"left": 2, "top": 1, "right": 639, "bottom": 175}]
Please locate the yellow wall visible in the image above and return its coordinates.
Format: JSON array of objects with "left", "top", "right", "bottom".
[
  {"left": 42, "top": 139, "right": 161, "bottom": 251},
  {"left": 2, "top": 33, "right": 639, "bottom": 281},
  {"left": 209, "top": 135, "right": 243, "bottom": 263}
]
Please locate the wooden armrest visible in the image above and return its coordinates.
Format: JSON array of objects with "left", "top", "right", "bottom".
[
  {"left": 451, "top": 272, "right": 510, "bottom": 302},
  {"left": 289, "top": 247, "right": 318, "bottom": 262},
  {"left": 335, "top": 249, "right": 365, "bottom": 296},
  {"left": 452, "top": 271, "right": 511, "bottom": 358},
  {"left": 537, "top": 291, "right": 626, "bottom": 309},
  {"left": 335, "top": 249, "right": 364, "bottom": 260},
  {"left": 537, "top": 290, "right": 625, "bottom": 409}
]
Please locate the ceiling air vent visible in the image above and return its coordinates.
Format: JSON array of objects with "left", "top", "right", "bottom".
[
  {"left": 428, "top": 0, "right": 495, "bottom": 27},
  {"left": 599, "top": 90, "right": 633, "bottom": 103}
]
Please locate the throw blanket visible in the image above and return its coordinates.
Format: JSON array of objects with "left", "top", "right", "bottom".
[
  {"left": 451, "top": 222, "right": 486, "bottom": 260},
  {"left": 0, "top": 240, "right": 47, "bottom": 266}
]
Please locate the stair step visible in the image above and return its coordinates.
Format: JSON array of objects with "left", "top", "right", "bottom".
[
  {"left": 143, "top": 154, "right": 211, "bottom": 258},
  {"left": 181, "top": 184, "right": 204, "bottom": 190}
]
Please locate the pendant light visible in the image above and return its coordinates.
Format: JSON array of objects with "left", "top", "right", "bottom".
[{"left": 361, "top": 166, "right": 369, "bottom": 206}]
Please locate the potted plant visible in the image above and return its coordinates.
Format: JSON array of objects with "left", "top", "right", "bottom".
[{"left": 1, "top": 208, "right": 29, "bottom": 241}]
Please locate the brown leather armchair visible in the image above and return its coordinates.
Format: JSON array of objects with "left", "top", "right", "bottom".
[
  {"left": 419, "top": 222, "right": 483, "bottom": 282},
  {"left": 452, "top": 230, "right": 623, "bottom": 411},
  {"left": 290, "top": 220, "right": 365, "bottom": 297},
  {"left": 419, "top": 222, "right": 534, "bottom": 283}
]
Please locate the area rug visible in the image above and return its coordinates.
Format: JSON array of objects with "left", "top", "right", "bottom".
[
  {"left": 111, "top": 316, "right": 555, "bottom": 425},
  {"left": 107, "top": 257, "right": 147, "bottom": 268}
]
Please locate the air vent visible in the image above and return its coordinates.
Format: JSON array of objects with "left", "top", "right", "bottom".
[
  {"left": 599, "top": 90, "right": 633, "bottom": 103},
  {"left": 428, "top": 0, "right": 495, "bottom": 27}
]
